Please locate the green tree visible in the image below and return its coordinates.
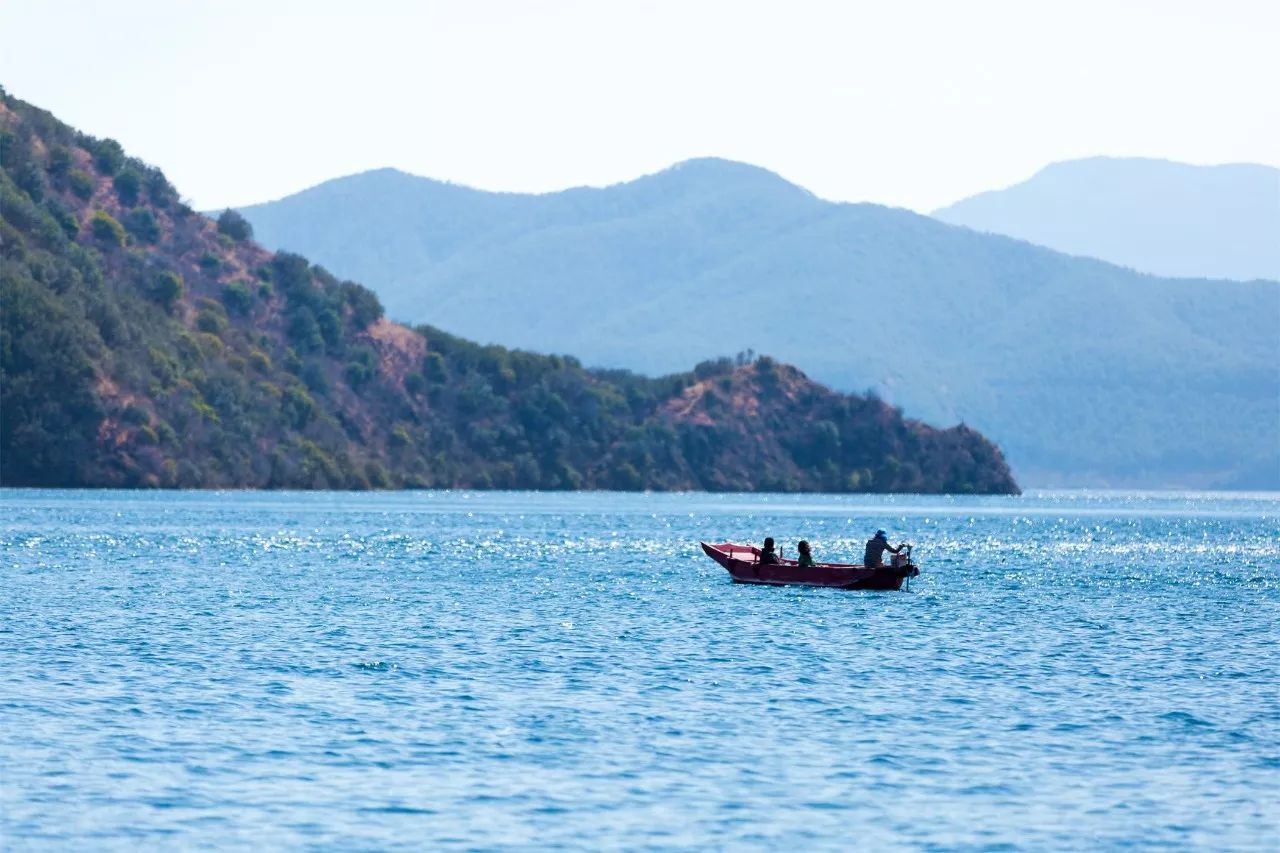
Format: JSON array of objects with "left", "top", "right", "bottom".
[
  {"left": 15, "top": 162, "right": 47, "bottom": 202},
  {"left": 287, "top": 307, "right": 323, "bottom": 352},
  {"left": 122, "top": 207, "right": 160, "bottom": 243},
  {"left": 47, "top": 145, "right": 73, "bottom": 179},
  {"left": 196, "top": 308, "right": 227, "bottom": 335},
  {"left": 113, "top": 169, "right": 141, "bottom": 206},
  {"left": 85, "top": 136, "right": 124, "bottom": 175},
  {"left": 423, "top": 351, "right": 448, "bottom": 382},
  {"left": 317, "top": 308, "right": 342, "bottom": 349},
  {"left": 216, "top": 209, "right": 253, "bottom": 241},
  {"left": 89, "top": 211, "right": 125, "bottom": 247},
  {"left": 343, "top": 345, "right": 377, "bottom": 388},
  {"left": 67, "top": 169, "right": 94, "bottom": 200},
  {"left": 282, "top": 384, "right": 317, "bottom": 428},
  {"left": 404, "top": 372, "right": 427, "bottom": 396},
  {"left": 341, "top": 281, "right": 383, "bottom": 329},
  {"left": 151, "top": 271, "right": 184, "bottom": 312},
  {"left": 221, "top": 281, "right": 254, "bottom": 316},
  {"left": 145, "top": 168, "right": 176, "bottom": 208}
]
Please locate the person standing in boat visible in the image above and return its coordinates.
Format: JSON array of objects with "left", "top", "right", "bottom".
[
  {"left": 797, "top": 540, "right": 816, "bottom": 567},
  {"left": 863, "top": 529, "right": 903, "bottom": 567},
  {"left": 758, "top": 537, "right": 779, "bottom": 564}
]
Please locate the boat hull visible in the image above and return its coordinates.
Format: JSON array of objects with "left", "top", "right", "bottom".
[{"left": 700, "top": 542, "right": 918, "bottom": 590}]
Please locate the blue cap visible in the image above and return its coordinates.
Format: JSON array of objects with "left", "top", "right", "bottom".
[{"left": 875, "top": 529, "right": 887, "bottom": 538}]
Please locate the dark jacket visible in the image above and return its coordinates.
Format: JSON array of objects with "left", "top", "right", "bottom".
[{"left": 863, "top": 536, "right": 899, "bottom": 567}]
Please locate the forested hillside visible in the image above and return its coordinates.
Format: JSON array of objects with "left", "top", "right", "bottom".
[
  {"left": 237, "top": 162, "right": 1280, "bottom": 488},
  {"left": 0, "top": 90, "right": 1017, "bottom": 493}
]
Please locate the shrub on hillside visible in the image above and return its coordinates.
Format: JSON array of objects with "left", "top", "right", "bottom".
[
  {"left": 216, "top": 209, "right": 253, "bottom": 241},
  {"left": 144, "top": 168, "right": 176, "bottom": 209},
  {"left": 694, "top": 357, "right": 734, "bottom": 380},
  {"left": 113, "top": 169, "right": 141, "bottom": 206},
  {"left": 343, "top": 345, "right": 378, "bottom": 389},
  {"left": 151, "top": 270, "right": 184, "bottom": 312},
  {"left": 121, "top": 404, "right": 150, "bottom": 426},
  {"left": 67, "top": 169, "right": 94, "bottom": 200},
  {"left": 123, "top": 207, "right": 160, "bottom": 243},
  {"left": 282, "top": 384, "right": 317, "bottom": 428},
  {"left": 389, "top": 425, "right": 412, "bottom": 449},
  {"left": 341, "top": 281, "right": 383, "bottom": 329},
  {"left": 84, "top": 136, "right": 124, "bottom": 175},
  {"left": 47, "top": 145, "right": 73, "bottom": 178},
  {"left": 404, "top": 372, "right": 427, "bottom": 396},
  {"left": 196, "top": 308, "right": 227, "bottom": 335},
  {"left": 89, "top": 211, "right": 125, "bottom": 247},
  {"left": 221, "top": 281, "right": 254, "bottom": 316},
  {"left": 317, "top": 308, "right": 342, "bottom": 349},
  {"left": 301, "top": 361, "right": 329, "bottom": 394},
  {"left": 272, "top": 253, "right": 310, "bottom": 293},
  {"left": 423, "top": 351, "right": 448, "bottom": 383},
  {"left": 288, "top": 307, "right": 323, "bottom": 352},
  {"left": 51, "top": 206, "right": 79, "bottom": 239},
  {"left": 15, "top": 162, "right": 48, "bottom": 202}
]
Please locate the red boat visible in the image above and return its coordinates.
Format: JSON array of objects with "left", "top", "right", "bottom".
[{"left": 700, "top": 542, "right": 919, "bottom": 590}]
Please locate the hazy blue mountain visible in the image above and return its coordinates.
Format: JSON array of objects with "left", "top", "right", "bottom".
[
  {"left": 237, "top": 160, "right": 1280, "bottom": 489},
  {"left": 933, "top": 157, "right": 1280, "bottom": 281}
]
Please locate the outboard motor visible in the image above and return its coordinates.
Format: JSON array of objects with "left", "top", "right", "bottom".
[
  {"left": 890, "top": 544, "right": 914, "bottom": 570},
  {"left": 891, "top": 544, "right": 919, "bottom": 589}
]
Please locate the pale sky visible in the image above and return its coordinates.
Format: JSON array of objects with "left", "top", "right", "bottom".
[{"left": 2, "top": 0, "right": 1277, "bottom": 212}]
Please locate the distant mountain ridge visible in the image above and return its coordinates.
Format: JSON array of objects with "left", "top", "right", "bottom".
[
  {"left": 236, "top": 160, "right": 1280, "bottom": 489},
  {"left": 933, "top": 157, "right": 1280, "bottom": 281}
]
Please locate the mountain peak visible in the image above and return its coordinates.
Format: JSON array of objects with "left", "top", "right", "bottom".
[
  {"left": 934, "top": 157, "right": 1280, "bottom": 281},
  {"left": 627, "top": 157, "right": 813, "bottom": 198},
  {"left": 1029, "top": 156, "right": 1277, "bottom": 185},
  {"left": 665, "top": 156, "right": 783, "bottom": 178}
]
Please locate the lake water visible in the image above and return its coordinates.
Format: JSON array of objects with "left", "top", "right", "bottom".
[{"left": 2, "top": 489, "right": 1277, "bottom": 849}]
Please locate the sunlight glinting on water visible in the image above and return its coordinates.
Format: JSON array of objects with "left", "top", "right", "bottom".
[{"left": 2, "top": 489, "right": 1277, "bottom": 848}]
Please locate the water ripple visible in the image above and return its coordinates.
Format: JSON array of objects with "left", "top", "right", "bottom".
[{"left": 1, "top": 488, "right": 1277, "bottom": 848}]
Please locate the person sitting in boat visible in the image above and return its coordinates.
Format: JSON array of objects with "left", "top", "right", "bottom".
[
  {"left": 797, "top": 540, "right": 816, "bottom": 567},
  {"left": 863, "top": 529, "right": 903, "bottom": 567},
  {"left": 758, "top": 537, "right": 779, "bottom": 564}
]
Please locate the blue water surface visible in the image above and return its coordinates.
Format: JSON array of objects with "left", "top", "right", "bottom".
[{"left": 2, "top": 489, "right": 1278, "bottom": 850}]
